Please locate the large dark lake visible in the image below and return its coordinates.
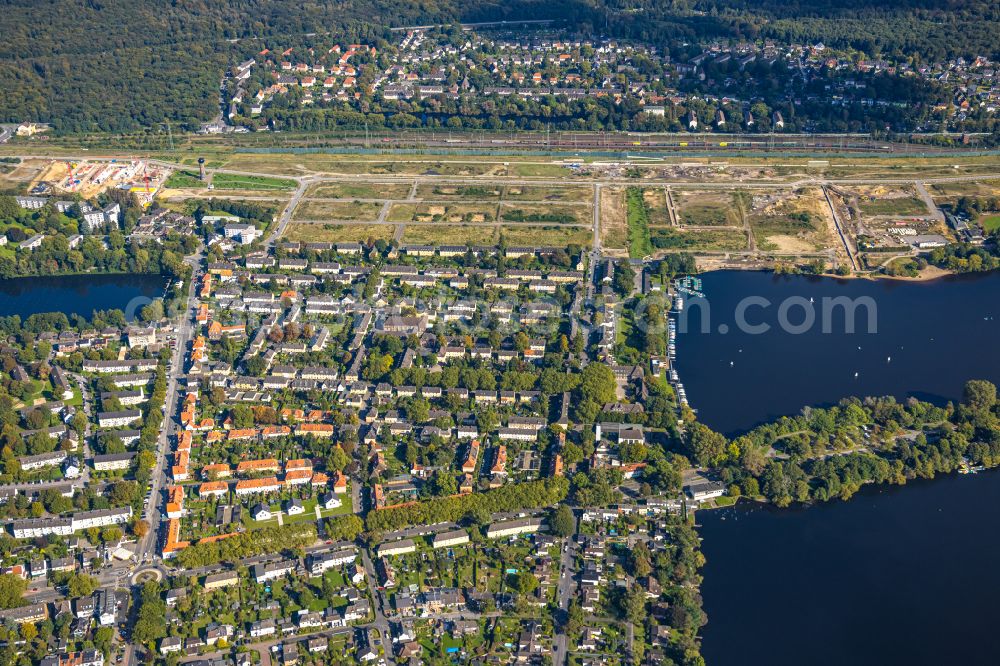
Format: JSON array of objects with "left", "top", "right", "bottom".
[
  {"left": 699, "top": 470, "right": 1000, "bottom": 666},
  {"left": 674, "top": 270, "right": 1000, "bottom": 436},
  {"left": 684, "top": 270, "right": 1000, "bottom": 665},
  {"left": 0, "top": 273, "right": 167, "bottom": 319}
]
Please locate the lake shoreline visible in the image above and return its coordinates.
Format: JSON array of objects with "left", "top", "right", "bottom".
[
  {"left": 0, "top": 272, "right": 170, "bottom": 320},
  {"left": 674, "top": 269, "right": 1000, "bottom": 435},
  {"left": 695, "top": 460, "right": 995, "bottom": 516},
  {"left": 697, "top": 465, "right": 1000, "bottom": 665},
  {"left": 817, "top": 264, "right": 954, "bottom": 282},
  {"left": 0, "top": 269, "right": 168, "bottom": 282}
]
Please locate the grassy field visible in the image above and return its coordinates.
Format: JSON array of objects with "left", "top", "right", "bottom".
[
  {"left": 180, "top": 157, "right": 224, "bottom": 168},
  {"left": 293, "top": 200, "right": 382, "bottom": 221},
  {"left": 305, "top": 182, "right": 411, "bottom": 199},
  {"left": 164, "top": 169, "right": 204, "bottom": 188},
  {"left": 674, "top": 190, "right": 744, "bottom": 226},
  {"left": 283, "top": 223, "right": 392, "bottom": 243},
  {"left": 857, "top": 195, "right": 928, "bottom": 216},
  {"left": 503, "top": 185, "right": 592, "bottom": 202},
  {"left": 500, "top": 203, "right": 588, "bottom": 225},
  {"left": 650, "top": 227, "right": 748, "bottom": 252},
  {"left": 625, "top": 187, "right": 653, "bottom": 258},
  {"left": 928, "top": 180, "right": 1000, "bottom": 203},
  {"left": 981, "top": 214, "right": 1000, "bottom": 232},
  {"left": 508, "top": 163, "right": 573, "bottom": 177},
  {"left": 751, "top": 213, "right": 829, "bottom": 252},
  {"left": 211, "top": 173, "right": 297, "bottom": 190},
  {"left": 401, "top": 225, "right": 499, "bottom": 246},
  {"left": 928, "top": 181, "right": 988, "bottom": 197},
  {"left": 214, "top": 153, "right": 310, "bottom": 175},
  {"left": 500, "top": 225, "right": 591, "bottom": 247},
  {"left": 600, "top": 186, "right": 627, "bottom": 250}
]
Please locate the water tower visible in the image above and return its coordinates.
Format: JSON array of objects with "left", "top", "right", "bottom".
[{"left": 198, "top": 157, "right": 206, "bottom": 180}]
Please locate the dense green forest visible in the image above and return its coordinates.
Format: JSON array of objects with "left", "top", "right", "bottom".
[
  {"left": 1, "top": 0, "right": 998, "bottom": 132},
  {"left": 690, "top": 379, "right": 1000, "bottom": 507},
  {"left": 612, "top": 0, "right": 1000, "bottom": 62},
  {"left": 0, "top": 0, "right": 578, "bottom": 132}
]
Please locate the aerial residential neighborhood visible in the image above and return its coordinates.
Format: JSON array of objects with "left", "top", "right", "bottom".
[
  {"left": 0, "top": 159, "right": 715, "bottom": 665},
  {"left": 220, "top": 27, "right": 1000, "bottom": 136},
  {"left": 2, "top": 2, "right": 1000, "bottom": 665}
]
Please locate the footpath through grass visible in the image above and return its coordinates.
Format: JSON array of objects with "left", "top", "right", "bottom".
[{"left": 626, "top": 186, "right": 653, "bottom": 258}]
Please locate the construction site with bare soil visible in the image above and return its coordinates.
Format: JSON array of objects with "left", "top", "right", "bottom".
[
  {"left": 29, "top": 159, "right": 170, "bottom": 206},
  {"left": 3, "top": 144, "right": 1000, "bottom": 276}
]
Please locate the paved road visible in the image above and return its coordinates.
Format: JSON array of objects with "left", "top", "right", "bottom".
[
  {"left": 351, "top": 477, "right": 362, "bottom": 515},
  {"left": 552, "top": 512, "right": 580, "bottom": 666},
  {"left": 69, "top": 371, "right": 95, "bottom": 482},
  {"left": 136, "top": 249, "right": 203, "bottom": 559},
  {"left": 290, "top": 217, "right": 590, "bottom": 227},
  {"left": 123, "top": 249, "right": 202, "bottom": 666},
  {"left": 267, "top": 179, "right": 311, "bottom": 244},
  {"left": 358, "top": 549, "right": 391, "bottom": 648},
  {"left": 915, "top": 181, "right": 946, "bottom": 222},
  {"left": 26, "top": 561, "right": 129, "bottom": 604}
]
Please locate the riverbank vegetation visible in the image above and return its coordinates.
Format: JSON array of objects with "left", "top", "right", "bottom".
[
  {"left": 687, "top": 380, "right": 1000, "bottom": 506},
  {"left": 923, "top": 241, "right": 1000, "bottom": 273}
]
